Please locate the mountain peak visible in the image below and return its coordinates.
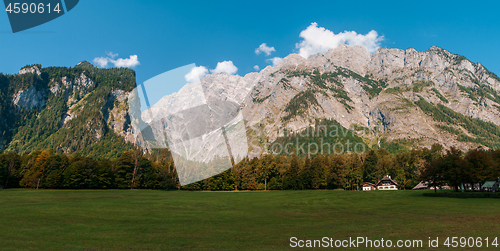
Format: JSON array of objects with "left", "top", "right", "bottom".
[
  {"left": 76, "top": 61, "right": 94, "bottom": 68},
  {"left": 18, "top": 64, "right": 41, "bottom": 76},
  {"left": 324, "top": 44, "right": 371, "bottom": 75},
  {"left": 428, "top": 45, "right": 443, "bottom": 51}
]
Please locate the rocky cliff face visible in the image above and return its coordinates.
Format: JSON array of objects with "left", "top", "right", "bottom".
[
  {"left": 104, "top": 89, "right": 134, "bottom": 142},
  {"left": 0, "top": 62, "right": 136, "bottom": 158},
  {"left": 12, "top": 86, "right": 47, "bottom": 110},
  {"left": 182, "top": 45, "right": 500, "bottom": 152}
]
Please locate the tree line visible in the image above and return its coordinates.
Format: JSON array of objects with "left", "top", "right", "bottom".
[
  {"left": 420, "top": 146, "right": 500, "bottom": 192},
  {"left": 0, "top": 149, "right": 178, "bottom": 190},
  {"left": 1, "top": 144, "right": 499, "bottom": 191}
]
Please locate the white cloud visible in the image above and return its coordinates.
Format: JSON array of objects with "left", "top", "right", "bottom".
[
  {"left": 266, "top": 57, "right": 283, "bottom": 67},
  {"left": 255, "top": 43, "right": 276, "bottom": 56},
  {"left": 185, "top": 66, "right": 209, "bottom": 83},
  {"left": 110, "top": 55, "right": 140, "bottom": 68},
  {"left": 93, "top": 57, "right": 109, "bottom": 68},
  {"left": 184, "top": 61, "right": 237, "bottom": 82},
  {"left": 93, "top": 53, "right": 140, "bottom": 68},
  {"left": 253, "top": 65, "right": 260, "bottom": 71},
  {"left": 107, "top": 52, "right": 118, "bottom": 58},
  {"left": 296, "top": 22, "right": 383, "bottom": 58},
  {"left": 211, "top": 61, "right": 238, "bottom": 75}
]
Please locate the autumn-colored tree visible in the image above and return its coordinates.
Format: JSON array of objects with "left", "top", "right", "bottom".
[
  {"left": 258, "top": 154, "right": 278, "bottom": 190},
  {"left": 239, "top": 158, "right": 258, "bottom": 190},
  {"left": 464, "top": 149, "right": 494, "bottom": 190},
  {"left": 20, "top": 149, "right": 53, "bottom": 188},
  {"left": 420, "top": 156, "right": 446, "bottom": 193}
]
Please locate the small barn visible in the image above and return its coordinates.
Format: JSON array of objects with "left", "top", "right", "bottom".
[
  {"left": 482, "top": 180, "right": 500, "bottom": 192},
  {"left": 361, "top": 182, "right": 377, "bottom": 191},
  {"left": 376, "top": 175, "right": 398, "bottom": 190},
  {"left": 412, "top": 181, "right": 428, "bottom": 190}
]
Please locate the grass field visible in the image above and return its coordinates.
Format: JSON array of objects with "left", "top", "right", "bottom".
[{"left": 1, "top": 189, "right": 499, "bottom": 250}]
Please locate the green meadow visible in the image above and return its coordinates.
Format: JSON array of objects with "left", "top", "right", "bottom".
[{"left": 0, "top": 189, "right": 499, "bottom": 250}]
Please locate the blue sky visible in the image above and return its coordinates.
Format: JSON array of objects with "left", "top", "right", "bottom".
[{"left": 1, "top": 0, "right": 499, "bottom": 95}]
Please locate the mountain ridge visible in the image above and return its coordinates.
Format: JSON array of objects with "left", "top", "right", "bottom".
[
  {"left": 1, "top": 45, "right": 500, "bottom": 159},
  {"left": 184, "top": 44, "right": 500, "bottom": 155}
]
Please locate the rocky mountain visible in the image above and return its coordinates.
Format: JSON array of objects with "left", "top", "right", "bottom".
[
  {"left": 158, "top": 45, "right": 500, "bottom": 156},
  {"left": 0, "top": 63, "right": 136, "bottom": 158},
  {"left": 1, "top": 45, "right": 500, "bottom": 160}
]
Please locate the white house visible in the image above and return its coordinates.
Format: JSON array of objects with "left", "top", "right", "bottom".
[
  {"left": 361, "top": 182, "right": 377, "bottom": 191},
  {"left": 376, "top": 175, "right": 398, "bottom": 190}
]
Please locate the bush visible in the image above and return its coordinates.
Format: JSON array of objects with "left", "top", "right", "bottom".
[{"left": 423, "top": 192, "right": 500, "bottom": 198}]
